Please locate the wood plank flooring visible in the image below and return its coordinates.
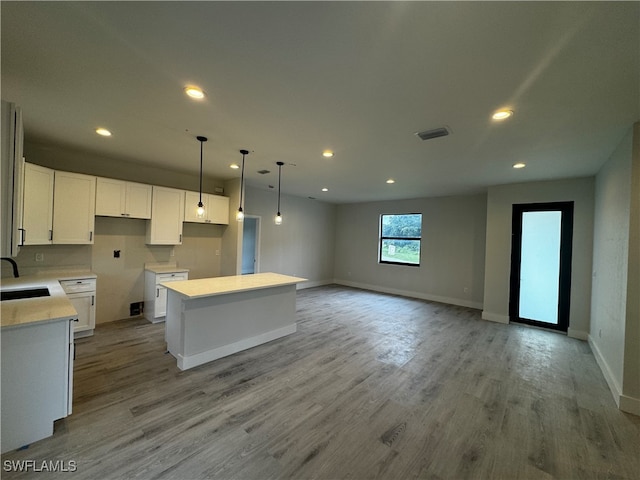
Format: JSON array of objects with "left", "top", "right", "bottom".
[{"left": 2, "top": 285, "right": 639, "bottom": 479}]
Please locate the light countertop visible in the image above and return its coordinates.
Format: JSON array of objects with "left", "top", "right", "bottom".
[
  {"left": 162, "top": 272, "right": 307, "bottom": 299},
  {"left": 145, "top": 266, "right": 190, "bottom": 274},
  {"left": 1, "top": 270, "right": 95, "bottom": 328}
]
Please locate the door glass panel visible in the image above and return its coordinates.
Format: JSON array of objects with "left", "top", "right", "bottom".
[{"left": 519, "top": 211, "right": 562, "bottom": 324}]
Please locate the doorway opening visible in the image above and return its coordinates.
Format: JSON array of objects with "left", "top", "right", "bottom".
[
  {"left": 509, "top": 202, "right": 574, "bottom": 332},
  {"left": 241, "top": 216, "right": 260, "bottom": 275}
]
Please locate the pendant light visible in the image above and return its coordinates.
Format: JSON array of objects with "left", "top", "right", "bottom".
[
  {"left": 237, "top": 149, "right": 249, "bottom": 222},
  {"left": 196, "top": 136, "right": 207, "bottom": 218},
  {"left": 275, "top": 161, "right": 284, "bottom": 225}
]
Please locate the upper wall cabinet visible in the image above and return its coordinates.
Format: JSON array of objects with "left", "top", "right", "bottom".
[
  {"left": 95, "top": 177, "right": 152, "bottom": 219},
  {"left": 52, "top": 171, "right": 96, "bottom": 244},
  {"left": 184, "top": 191, "right": 229, "bottom": 225},
  {"left": 146, "top": 186, "right": 185, "bottom": 245},
  {"left": 22, "top": 163, "right": 54, "bottom": 245}
]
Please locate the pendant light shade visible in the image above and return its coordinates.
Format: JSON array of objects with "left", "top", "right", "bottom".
[
  {"left": 275, "top": 161, "right": 284, "bottom": 225},
  {"left": 237, "top": 149, "right": 249, "bottom": 222},
  {"left": 196, "top": 136, "right": 207, "bottom": 218}
]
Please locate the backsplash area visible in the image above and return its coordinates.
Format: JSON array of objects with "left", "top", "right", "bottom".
[{"left": 6, "top": 217, "right": 225, "bottom": 323}]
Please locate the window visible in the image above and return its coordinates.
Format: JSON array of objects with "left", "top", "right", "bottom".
[{"left": 379, "top": 213, "right": 422, "bottom": 266}]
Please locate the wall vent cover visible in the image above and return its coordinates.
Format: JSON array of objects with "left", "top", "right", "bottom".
[
  {"left": 257, "top": 169, "right": 270, "bottom": 174},
  {"left": 415, "top": 126, "right": 451, "bottom": 141}
]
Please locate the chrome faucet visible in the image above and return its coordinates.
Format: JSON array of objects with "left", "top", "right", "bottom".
[{"left": 1, "top": 257, "right": 20, "bottom": 278}]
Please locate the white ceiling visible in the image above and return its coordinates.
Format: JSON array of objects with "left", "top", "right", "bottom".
[{"left": 2, "top": 1, "right": 638, "bottom": 203}]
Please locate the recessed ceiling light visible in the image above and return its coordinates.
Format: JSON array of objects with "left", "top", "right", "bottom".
[
  {"left": 322, "top": 150, "right": 334, "bottom": 158},
  {"left": 95, "top": 128, "right": 112, "bottom": 137},
  {"left": 513, "top": 162, "right": 526, "bottom": 169},
  {"left": 321, "top": 187, "right": 329, "bottom": 192},
  {"left": 386, "top": 179, "right": 395, "bottom": 184},
  {"left": 184, "top": 85, "right": 205, "bottom": 99},
  {"left": 230, "top": 163, "right": 240, "bottom": 169},
  {"left": 492, "top": 109, "right": 514, "bottom": 120}
]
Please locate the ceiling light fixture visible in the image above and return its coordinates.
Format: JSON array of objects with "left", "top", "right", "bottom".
[
  {"left": 184, "top": 85, "right": 205, "bottom": 99},
  {"left": 322, "top": 150, "right": 334, "bottom": 158},
  {"left": 386, "top": 179, "right": 395, "bottom": 184},
  {"left": 230, "top": 163, "right": 239, "bottom": 169},
  {"left": 275, "top": 161, "right": 284, "bottom": 226},
  {"left": 196, "top": 136, "right": 208, "bottom": 218},
  {"left": 95, "top": 128, "right": 112, "bottom": 137},
  {"left": 237, "top": 149, "right": 249, "bottom": 222},
  {"left": 492, "top": 109, "right": 514, "bottom": 120},
  {"left": 513, "top": 162, "right": 526, "bottom": 169},
  {"left": 321, "top": 187, "right": 329, "bottom": 192}
]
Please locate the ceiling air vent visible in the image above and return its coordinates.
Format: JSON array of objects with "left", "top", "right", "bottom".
[
  {"left": 415, "top": 126, "right": 451, "bottom": 141},
  {"left": 257, "top": 169, "right": 270, "bottom": 175}
]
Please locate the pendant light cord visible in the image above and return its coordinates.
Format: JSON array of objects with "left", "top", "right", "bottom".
[
  {"left": 276, "top": 161, "right": 284, "bottom": 215},
  {"left": 239, "top": 150, "right": 248, "bottom": 212},
  {"left": 199, "top": 140, "right": 203, "bottom": 204}
]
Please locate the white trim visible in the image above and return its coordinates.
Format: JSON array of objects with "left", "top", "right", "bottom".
[
  {"left": 588, "top": 334, "right": 622, "bottom": 408},
  {"left": 567, "top": 327, "right": 588, "bottom": 340},
  {"left": 619, "top": 394, "right": 640, "bottom": 416},
  {"left": 297, "top": 279, "right": 333, "bottom": 290},
  {"left": 481, "top": 311, "right": 510, "bottom": 324},
  {"left": 176, "top": 324, "right": 297, "bottom": 371},
  {"left": 333, "top": 279, "right": 483, "bottom": 310}
]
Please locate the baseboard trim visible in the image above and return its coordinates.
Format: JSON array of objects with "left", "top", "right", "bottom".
[
  {"left": 588, "top": 334, "right": 623, "bottom": 408},
  {"left": 176, "top": 324, "right": 297, "bottom": 371},
  {"left": 567, "top": 328, "right": 589, "bottom": 341},
  {"left": 619, "top": 394, "right": 640, "bottom": 416},
  {"left": 481, "top": 311, "right": 510, "bottom": 324},
  {"left": 332, "top": 279, "right": 483, "bottom": 310},
  {"left": 297, "top": 279, "right": 333, "bottom": 290}
]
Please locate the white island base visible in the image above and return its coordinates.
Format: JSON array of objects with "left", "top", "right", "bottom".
[{"left": 164, "top": 273, "right": 306, "bottom": 370}]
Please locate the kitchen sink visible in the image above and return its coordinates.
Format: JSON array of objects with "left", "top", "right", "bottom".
[{"left": 1, "top": 287, "right": 50, "bottom": 301}]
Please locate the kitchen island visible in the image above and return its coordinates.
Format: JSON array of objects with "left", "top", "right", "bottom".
[{"left": 164, "top": 272, "right": 306, "bottom": 370}]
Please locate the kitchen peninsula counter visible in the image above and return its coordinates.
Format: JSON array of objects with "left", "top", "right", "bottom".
[{"left": 164, "top": 273, "right": 306, "bottom": 370}]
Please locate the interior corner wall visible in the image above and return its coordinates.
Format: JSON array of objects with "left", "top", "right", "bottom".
[
  {"left": 623, "top": 122, "right": 640, "bottom": 413},
  {"left": 590, "top": 123, "right": 639, "bottom": 414},
  {"left": 333, "top": 193, "right": 487, "bottom": 308},
  {"left": 244, "top": 186, "right": 336, "bottom": 286},
  {"left": 482, "top": 177, "right": 595, "bottom": 339}
]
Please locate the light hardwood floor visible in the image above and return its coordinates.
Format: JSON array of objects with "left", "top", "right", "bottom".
[{"left": 2, "top": 285, "right": 639, "bottom": 479}]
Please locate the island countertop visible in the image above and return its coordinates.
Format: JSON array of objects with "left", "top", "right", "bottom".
[{"left": 162, "top": 272, "right": 307, "bottom": 299}]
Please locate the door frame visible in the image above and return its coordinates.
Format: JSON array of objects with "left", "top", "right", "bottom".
[
  {"left": 509, "top": 201, "right": 574, "bottom": 332},
  {"left": 241, "top": 215, "right": 261, "bottom": 275}
]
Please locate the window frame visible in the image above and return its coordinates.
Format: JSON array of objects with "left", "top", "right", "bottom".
[{"left": 378, "top": 213, "right": 422, "bottom": 267}]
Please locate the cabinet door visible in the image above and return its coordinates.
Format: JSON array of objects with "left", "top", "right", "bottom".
[
  {"left": 184, "top": 190, "right": 207, "bottom": 223},
  {"left": 146, "top": 186, "right": 184, "bottom": 245},
  {"left": 67, "top": 292, "right": 95, "bottom": 332},
  {"left": 22, "top": 163, "right": 54, "bottom": 245},
  {"left": 95, "top": 177, "right": 126, "bottom": 217},
  {"left": 207, "top": 195, "right": 230, "bottom": 225},
  {"left": 125, "top": 182, "right": 152, "bottom": 219},
  {"left": 53, "top": 171, "right": 96, "bottom": 244},
  {"left": 156, "top": 285, "right": 168, "bottom": 318}
]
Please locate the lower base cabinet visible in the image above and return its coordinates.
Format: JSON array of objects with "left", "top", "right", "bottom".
[
  {"left": 1, "top": 317, "right": 73, "bottom": 453},
  {"left": 144, "top": 269, "right": 188, "bottom": 323}
]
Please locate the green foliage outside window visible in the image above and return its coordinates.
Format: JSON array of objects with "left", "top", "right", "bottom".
[{"left": 379, "top": 214, "right": 422, "bottom": 266}]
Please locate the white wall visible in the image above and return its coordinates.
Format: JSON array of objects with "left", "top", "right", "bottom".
[
  {"left": 482, "top": 177, "right": 595, "bottom": 339},
  {"left": 590, "top": 123, "right": 640, "bottom": 415},
  {"left": 333, "top": 194, "right": 487, "bottom": 308},
  {"left": 244, "top": 186, "right": 336, "bottom": 287}
]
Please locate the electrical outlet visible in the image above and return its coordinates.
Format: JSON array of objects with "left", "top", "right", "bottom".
[
  {"left": 35, "top": 253, "right": 44, "bottom": 262},
  {"left": 463, "top": 287, "right": 469, "bottom": 294},
  {"left": 215, "top": 250, "right": 220, "bottom": 256}
]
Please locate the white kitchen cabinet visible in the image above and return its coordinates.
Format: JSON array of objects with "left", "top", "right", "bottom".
[
  {"left": 184, "top": 191, "right": 229, "bottom": 224},
  {"left": 60, "top": 277, "right": 96, "bottom": 338},
  {"left": 52, "top": 171, "right": 96, "bottom": 244},
  {"left": 1, "top": 317, "right": 73, "bottom": 453},
  {"left": 146, "top": 186, "right": 185, "bottom": 245},
  {"left": 95, "top": 177, "right": 152, "bottom": 219},
  {"left": 144, "top": 268, "right": 189, "bottom": 322},
  {"left": 0, "top": 101, "right": 24, "bottom": 257},
  {"left": 21, "top": 162, "right": 54, "bottom": 245}
]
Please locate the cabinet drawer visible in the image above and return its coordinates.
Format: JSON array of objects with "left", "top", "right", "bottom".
[
  {"left": 60, "top": 279, "right": 96, "bottom": 293},
  {"left": 157, "top": 273, "right": 188, "bottom": 283}
]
